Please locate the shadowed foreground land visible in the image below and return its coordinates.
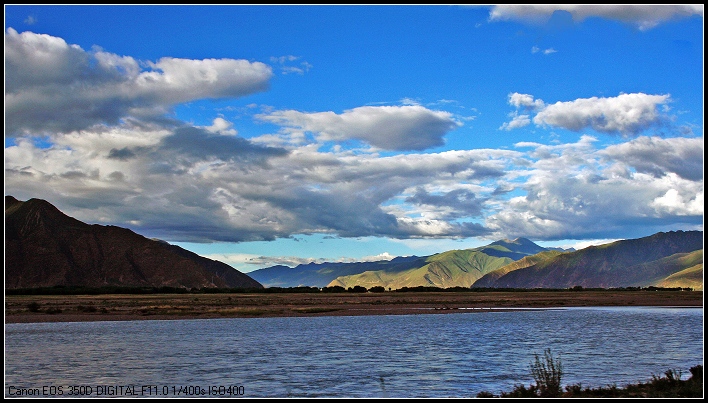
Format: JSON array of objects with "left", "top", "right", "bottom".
[{"left": 5, "top": 290, "right": 703, "bottom": 324}]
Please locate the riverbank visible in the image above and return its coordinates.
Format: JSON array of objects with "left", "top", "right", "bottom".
[{"left": 5, "top": 290, "right": 703, "bottom": 324}]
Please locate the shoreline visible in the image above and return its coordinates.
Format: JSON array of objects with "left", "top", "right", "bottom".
[{"left": 5, "top": 290, "right": 703, "bottom": 324}]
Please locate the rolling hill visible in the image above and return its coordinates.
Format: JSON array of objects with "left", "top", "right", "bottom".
[{"left": 655, "top": 258, "right": 703, "bottom": 291}]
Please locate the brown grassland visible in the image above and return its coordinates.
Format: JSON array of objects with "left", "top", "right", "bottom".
[{"left": 5, "top": 290, "right": 702, "bottom": 324}]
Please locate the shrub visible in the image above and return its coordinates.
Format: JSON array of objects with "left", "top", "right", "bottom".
[
  {"left": 27, "top": 302, "right": 41, "bottom": 312},
  {"left": 76, "top": 304, "right": 98, "bottom": 313},
  {"left": 475, "top": 390, "right": 495, "bottom": 398},
  {"left": 321, "top": 285, "right": 346, "bottom": 293},
  {"left": 531, "top": 348, "right": 563, "bottom": 397},
  {"left": 499, "top": 383, "right": 539, "bottom": 398}
]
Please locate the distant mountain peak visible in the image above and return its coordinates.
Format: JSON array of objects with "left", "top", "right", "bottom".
[
  {"left": 496, "top": 237, "right": 534, "bottom": 245},
  {"left": 487, "top": 237, "right": 546, "bottom": 256}
]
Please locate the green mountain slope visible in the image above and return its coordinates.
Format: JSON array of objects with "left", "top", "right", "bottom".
[
  {"left": 623, "top": 249, "right": 703, "bottom": 287},
  {"left": 477, "top": 231, "right": 703, "bottom": 289},
  {"left": 328, "top": 240, "right": 547, "bottom": 289},
  {"left": 655, "top": 261, "right": 703, "bottom": 291}
]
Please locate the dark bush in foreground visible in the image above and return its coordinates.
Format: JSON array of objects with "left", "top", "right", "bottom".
[
  {"left": 552, "top": 365, "right": 703, "bottom": 398},
  {"left": 531, "top": 349, "right": 563, "bottom": 397},
  {"left": 477, "top": 349, "right": 702, "bottom": 398}
]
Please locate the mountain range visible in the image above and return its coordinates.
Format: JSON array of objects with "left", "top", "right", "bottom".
[
  {"left": 5, "top": 196, "right": 262, "bottom": 290},
  {"left": 249, "top": 237, "right": 564, "bottom": 289},
  {"left": 4, "top": 195, "right": 703, "bottom": 291},
  {"left": 472, "top": 231, "right": 703, "bottom": 289},
  {"left": 253, "top": 232, "right": 703, "bottom": 291}
]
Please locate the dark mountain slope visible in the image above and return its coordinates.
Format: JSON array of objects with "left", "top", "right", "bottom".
[
  {"left": 472, "top": 250, "right": 565, "bottom": 288},
  {"left": 5, "top": 196, "right": 263, "bottom": 289}
]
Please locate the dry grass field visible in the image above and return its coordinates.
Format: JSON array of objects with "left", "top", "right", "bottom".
[{"left": 5, "top": 290, "right": 702, "bottom": 324}]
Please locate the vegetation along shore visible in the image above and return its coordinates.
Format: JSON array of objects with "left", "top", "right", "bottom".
[
  {"left": 478, "top": 349, "right": 703, "bottom": 398},
  {"left": 5, "top": 287, "right": 702, "bottom": 324}
]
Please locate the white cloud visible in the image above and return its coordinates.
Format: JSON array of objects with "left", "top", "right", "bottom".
[
  {"left": 532, "top": 46, "right": 556, "bottom": 55},
  {"left": 651, "top": 188, "right": 704, "bottom": 216},
  {"left": 205, "top": 251, "right": 398, "bottom": 272},
  {"left": 5, "top": 28, "right": 272, "bottom": 136},
  {"left": 257, "top": 105, "right": 462, "bottom": 151},
  {"left": 138, "top": 57, "right": 272, "bottom": 104},
  {"left": 5, "top": 123, "right": 513, "bottom": 242},
  {"left": 4, "top": 29, "right": 702, "bottom": 247},
  {"left": 554, "top": 239, "right": 620, "bottom": 251},
  {"left": 6, "top": 119, "right": 702, "bottom": 244},
  {"left": 486, "top": 136, "right": 703, "bottom": 240},
  {"left": 502, "top": 93, "right": 672, "bottom": 137},
  {"left": 499, "top": 113, "right": 531, "bottom": 130},
  {"left": 270, "top": 55, "right": 312, "bottom": 75},
  {"left": 601, "top": 136, "right": 704, "bottom": 181},
  {"left": 489, "top": 5, "right": 703, "bottom": 30},
  {"left": 203, "top": 117, "right": 238, "bottom": 136},
  {"left": 508, "top": 93, "right": 545, "bottom": 110},
  {"left": 534, "top": 93, "right": 671, "bottom": 136}
]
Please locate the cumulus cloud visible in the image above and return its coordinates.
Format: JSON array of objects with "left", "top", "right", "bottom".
[
  {"left": 3, "top": 28, "right": 701, "bottom": 246},
  {"left": 256, "top": 105, "right": 462, "bottom": 151},
  {"left": 405, "top": 188, "right": 487, "bottom": 220},
  {"left": 508, "top": 93, "right": 545, "bottom": 110},
  {"left": 5, "top": 28, "right": 273, "bottom": 136},
  {"left": 5, "top": 124, "right": 514, "bottom": 242},
  {"left": 489, "top": 4, "right": 703, "bottom": 30},
  {"left": 486, "top": 136, "right": 703, "bottom": 240},
  {"left": 502, "top": 92, "right": 672, "bottom": 137},
  {"left": 202, "top": 117, "right": 238, "bottom": 136},
  {"left": 500, "top": 113, "right": 531, "bottom": 131},
  {"left": 601, "top": 136, "right": 704, "bottom": 181},
  {"left": 651, "top": 188, "right": 704, "bottom": 216},
  {"left": 5, "top": 119, "right": 702, "bottom": 243},
  {"left": 159, "top": 126, "right": 289, "bottom": 165}
]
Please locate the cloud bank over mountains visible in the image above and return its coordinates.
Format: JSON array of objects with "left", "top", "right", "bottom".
[{"left": 4, "top": 25, "right": 703, "bottom": 246}]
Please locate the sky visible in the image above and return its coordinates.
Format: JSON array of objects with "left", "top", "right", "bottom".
[{"left": 4, "top": 5, "right": 704, "bottom": 273}]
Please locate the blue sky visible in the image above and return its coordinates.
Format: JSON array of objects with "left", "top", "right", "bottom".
[{"left": 4, "top": 5, "right": 704, "bottom": 272}]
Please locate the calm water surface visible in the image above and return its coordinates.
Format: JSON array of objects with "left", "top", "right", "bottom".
[{"left": 5, "top": 307, "right": 703, "bottom": 398}]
